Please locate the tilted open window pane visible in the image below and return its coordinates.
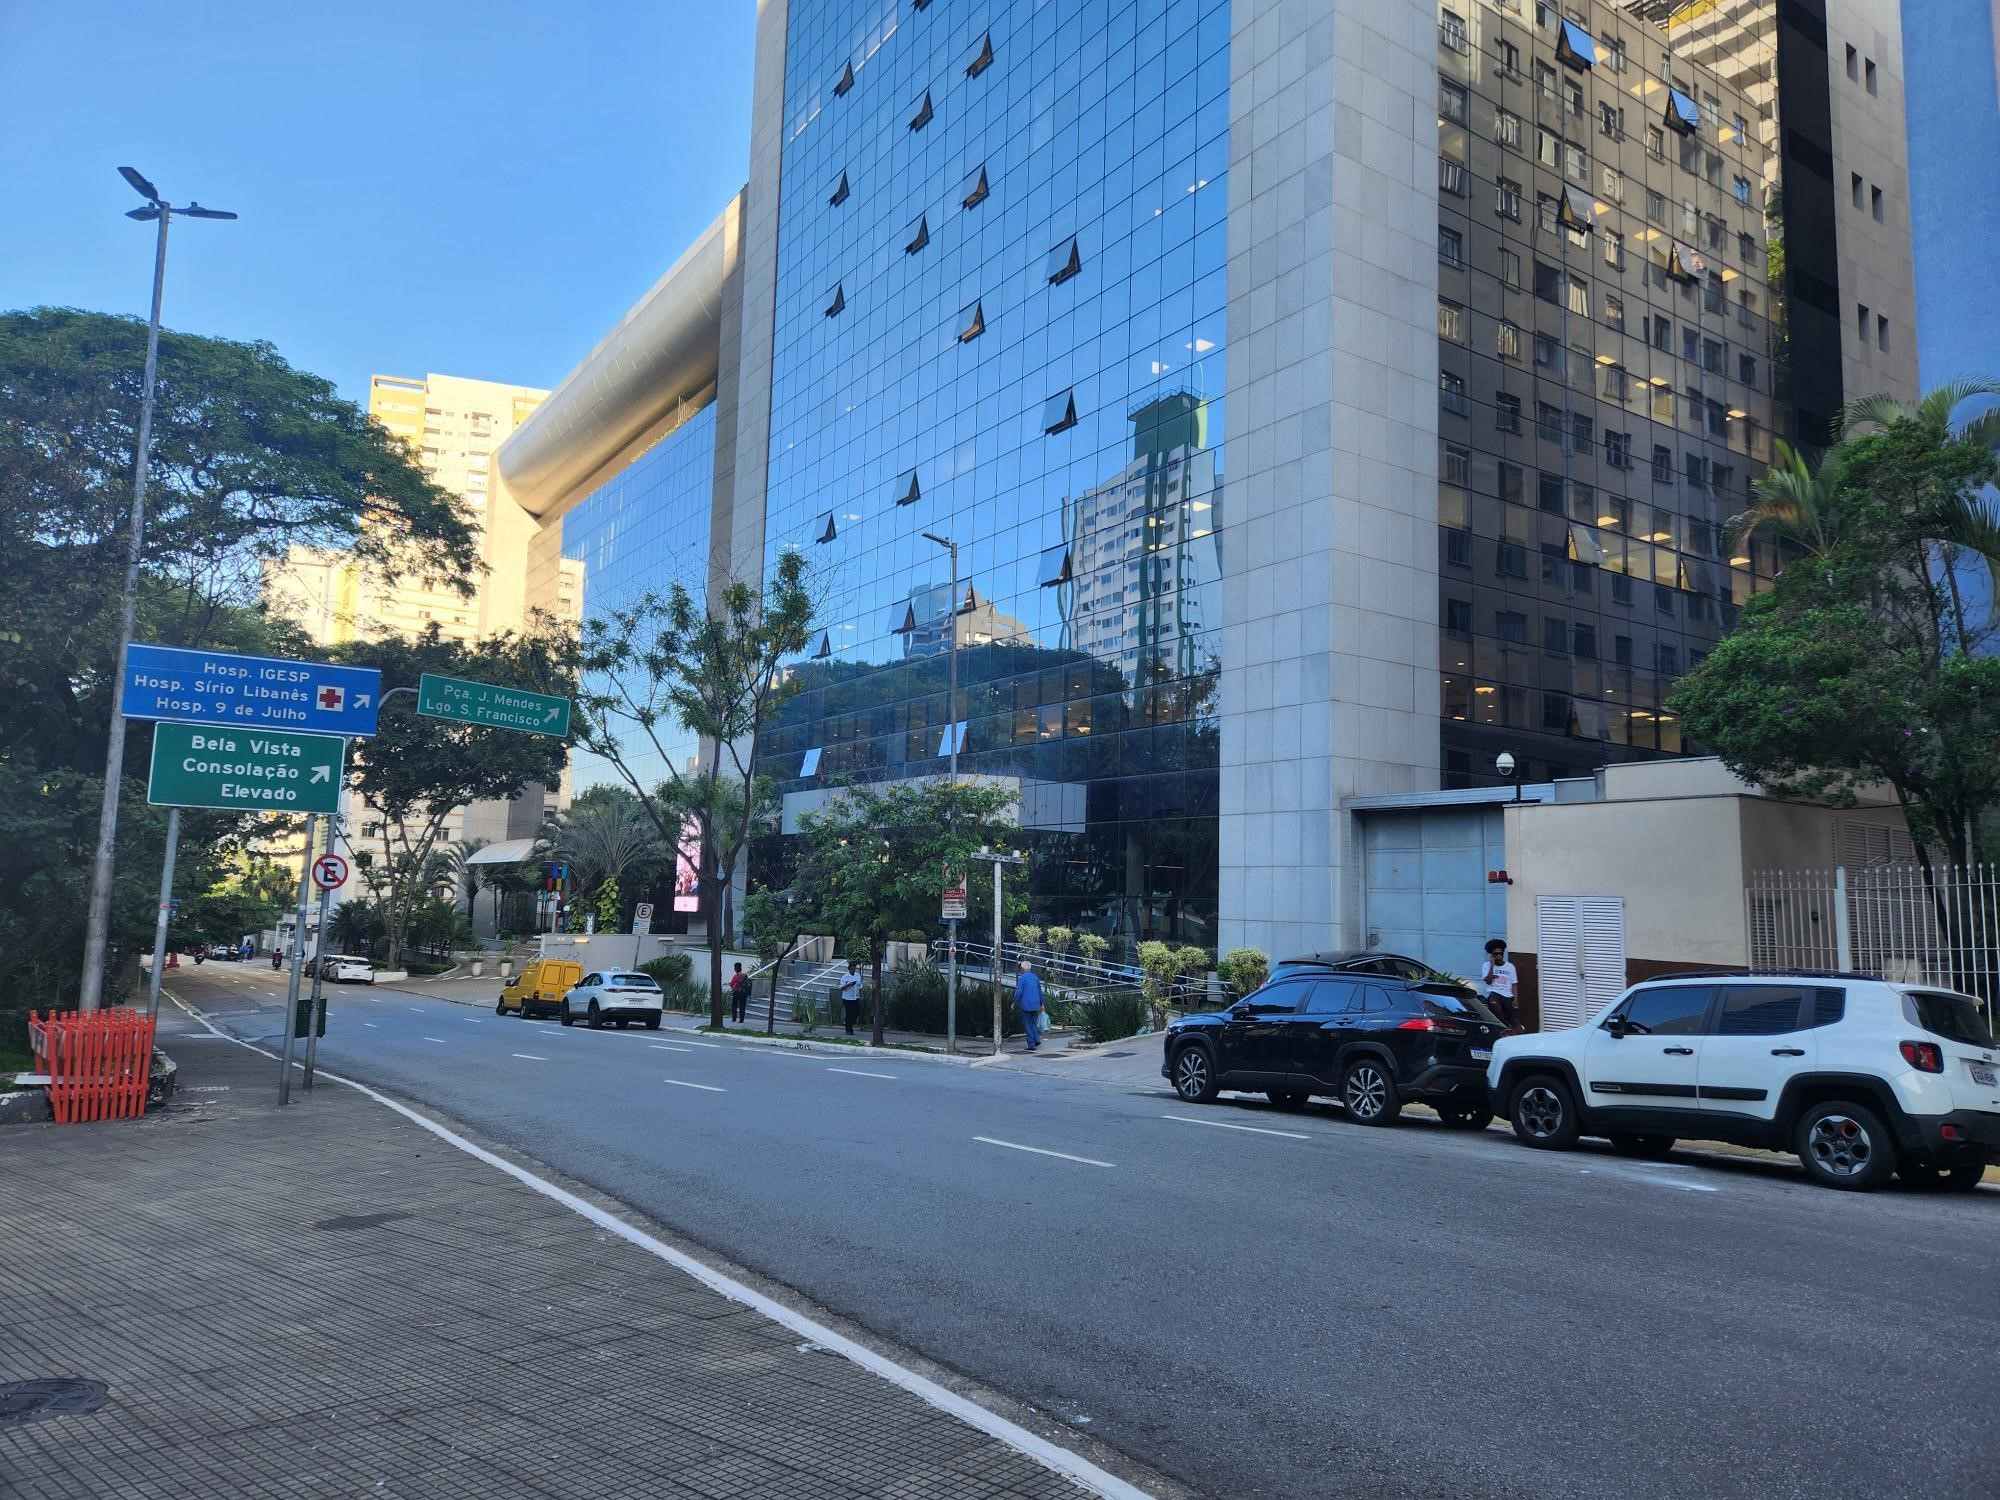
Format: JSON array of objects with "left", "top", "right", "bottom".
[
  {"left": 1042, "top": 390, "right": 1077, "bottom": 434},
  {"left": 1665, "top": 242, "right": 1705, "bottom": 282},
  {"left": 895, "top": 471, "right": 920, "bottom": 506},
  {"left": 799, "top": 747, "right": 822, "bottom": 778},
  {"left": 1567, "top": 522, "right": 1607, "bottom": 566},
  {"left": 1664, "top": 88, "right": 1701, "bottom": 135},
  {"left": 957, "top": 299, "right": 985, "bottom": 342},
  {"left": 811, "top": 631, "right": 832, "bottom": 659},
  {"left": 828, "top": 171, "right": 849, "bottom": 206},
  {"left": 1036, "top": 545, "right": 1071, "bottom": 587},
  {"left": 1045, "top": 235, "right": 1081, "bottom": 284},
  {"left": 1556, "top": 20, "right": 1598, "bottom": 70},
  {"left": 962, "top": 31, "right": 993, "bottom": 77},
  {"left": 832, "top": 60, "right": 854, "bottom": 96},
  {"left": 825, "top": 284, "right": 844, "bottom": 317},
  {"left": 905, "top": 214, "right": 929, "bottom": 254},
  {"left": 909, "top": 89, "right": 933, "bottom": 129},
  {"left": 1558, "top": 185, "right": 1596, "bottom": 233},
  {"left": 814, "top": 512, "right": 836, "bottom": 543},
  {"left": 960, "top": 164, "right": 989, "bottom": 208}
]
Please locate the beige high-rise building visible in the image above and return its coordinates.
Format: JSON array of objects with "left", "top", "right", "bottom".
[{"left": 264, "top": 372, "right": 578, "bottom": 902}]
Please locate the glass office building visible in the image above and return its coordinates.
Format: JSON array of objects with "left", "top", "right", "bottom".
[{"left": 497, "top": 0, "right": 1917, "bottom": 960}]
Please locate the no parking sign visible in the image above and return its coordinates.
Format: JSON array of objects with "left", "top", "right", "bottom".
[{"left": 311, "top": 854, "right": 349, "bottom": 891}]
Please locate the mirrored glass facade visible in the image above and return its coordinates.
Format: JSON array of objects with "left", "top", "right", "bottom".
[{"left": 753, "top": 0, "right": 1232, "bottom": 949}]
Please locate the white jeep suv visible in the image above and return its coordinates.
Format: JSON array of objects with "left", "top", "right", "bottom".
[{"left": 1487, "top": 974, "right": 1999, "bottom": 1191}]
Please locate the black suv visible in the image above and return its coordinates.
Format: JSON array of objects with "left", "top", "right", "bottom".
[
  {"left": 1162, "top": 969, "right": 1507, "bottom": 1126},
  {"left": 1270, "top": 949, "right": 1479, "bottom": 997}
]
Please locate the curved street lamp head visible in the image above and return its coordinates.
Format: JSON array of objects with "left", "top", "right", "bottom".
[
  {"left": 125, "top": 206, "right": 163, "bottom": 221},
  {"left": 179, "top": 203, "right": 238, "bottom": 220},
  {"left": 118, "top": 165, "right": 160, "bottom": 202},
  {"left": 921, "top": 531, "right": 954, "bottom": 549}
]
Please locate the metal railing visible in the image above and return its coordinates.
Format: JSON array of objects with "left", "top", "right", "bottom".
[{"left": 1746, "top": 863, "right": 2000, "bottom": 1021}]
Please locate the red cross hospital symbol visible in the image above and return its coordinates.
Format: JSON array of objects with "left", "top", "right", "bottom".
[{"left": 317, "top": 686, "right": 344, "bottom": 711}]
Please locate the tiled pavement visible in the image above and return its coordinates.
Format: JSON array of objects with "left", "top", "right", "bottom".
[{"left": 0, "top": 1037, "right": 1104, "bottom": 1499}]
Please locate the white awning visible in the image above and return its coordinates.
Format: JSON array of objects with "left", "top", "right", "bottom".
[{"left": 466, "top": 838, "right": 542, "bottom": 866}]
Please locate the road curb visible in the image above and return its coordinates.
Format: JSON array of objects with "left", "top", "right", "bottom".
[{"left": 674, "top": 1027, "right": 982, "bottom": 1066}]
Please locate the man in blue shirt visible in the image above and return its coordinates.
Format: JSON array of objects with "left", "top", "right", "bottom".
[{"left": 1016, "top": 959, "right": 1044, "bottom": 1051}]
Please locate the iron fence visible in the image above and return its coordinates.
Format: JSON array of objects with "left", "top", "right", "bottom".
[{"left": 1746, "top": 863, "right": 2000, "bottom": 1021}]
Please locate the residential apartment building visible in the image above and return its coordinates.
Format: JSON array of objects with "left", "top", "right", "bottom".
[{"left": 493, "top": 0, "right": 1917, "bottom": 960}]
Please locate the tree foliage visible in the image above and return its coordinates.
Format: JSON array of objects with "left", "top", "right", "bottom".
[
  {"left": 576, "top": 550, "right": 815, "bottom": 1026},
  {"left": 791, "top": 778, "right": 1020, "bottom": 1045},
  {"left": 1672, "top": 384, "right": 2000, "bottom": 871}
]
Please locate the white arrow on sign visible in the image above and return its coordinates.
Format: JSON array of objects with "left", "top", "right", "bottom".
[
  {"left": 544, "top": 705, "right": 561, "bottom": 723},
  {"left": 310, "top": 766, "right": 330, "bottom": 783},
  {"left": 354, "top": 693, "right": 372, "bottom": 708}
]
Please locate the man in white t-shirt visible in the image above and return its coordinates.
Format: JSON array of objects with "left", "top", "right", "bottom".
[
  {"left": 1480, "top": 938, "right": 1519, "bottom": 1026},
  {"left": 840, "top": 962, "right": 863, "bottom": 1035}
]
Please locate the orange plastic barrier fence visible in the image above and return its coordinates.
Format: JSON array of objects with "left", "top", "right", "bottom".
[{"left": 28, "top": 1009, "right": 157, "bottom": 1124}]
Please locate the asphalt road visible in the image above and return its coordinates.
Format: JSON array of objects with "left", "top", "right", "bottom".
[{"left": 173, "top": 964, "right": 2000, "bottom": 1500}]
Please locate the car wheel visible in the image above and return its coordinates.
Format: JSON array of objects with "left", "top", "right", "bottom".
[
  {"left": 1436, "top": 1106, "right": 1494, "bottom": 1131},
  {"left": 495, "top": 997, "right": 507, "bottom": 1016},
  {"left": 1609, "top": 1132, "right": 1676, "bottom": 1160},
  {"left": 1509, "top": 1074, "right": 1580, "bottom": 1150},
  {"left": 645, "top": 1014, "right": 662, "bottom": 1031},
  {"left": 559, "top": 1002, "right": 574, "bottom": 1027},
  {"left": 1267, "top": 1089, "right": 1309, "bottom": 1110},
  {"left": 1795, "top": 1099, "right": 1897, "bottom": 1190},
  {"left": 588, "top": 1000, "right": 603, "bottom": 1030},
  {"left": 1340, "top": 1058, "right": 1401, "bottom": 1126},
  {"left": 1171, "top": 1044, "right": 1218, "bottom": 1104}
]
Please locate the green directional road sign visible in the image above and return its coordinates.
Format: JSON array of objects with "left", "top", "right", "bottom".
[
  {"left": 148, "top": 724, "right": 345, "bottom": 814},
  {"left": 417, "top": 672, "right": 572, "bottom": 736}
]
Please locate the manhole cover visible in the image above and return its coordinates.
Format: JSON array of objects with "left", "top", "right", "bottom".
[
  {"left": 1102, "top": 1050, "right": 1134, "bottom": 1058},
  {"left": 0, "top": 1379, "right": 108, "bottom": 1426},
  {"left": 309, "top": 1211, "right": 410, "bottom": 1232}
]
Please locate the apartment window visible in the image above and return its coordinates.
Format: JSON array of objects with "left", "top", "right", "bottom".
[
  {"left": 1495, "top": 108, "right": 1523, "bottom": 149},
  {"left": 1443, "top": 443, "right": 1472, "bottom": 485},
  {"left": 1604, "top": 291, "right": 1625, "bottom": 330},
  {"left": 1612, "top": 574, "right": 1633, "bottom": 606},
  {"left": 1605, "top": 428, "right": 1632, "bottom": 467},
  {"left": 1046, "top": 235, "right": 1082, "bottom": 284},
  {"left": 1646, "top": 188, "right": 1665, "bottom": 224},
  {"left": 1570, "top": 411, "right": 1594, "bottom": 453},
  {"left": 1706, "top": 152, "right": 1723, "bottom": 186},
  {"left": 1606, "top": 37, "right": 1625, "bottom": 73},
  {"left": 1042, "top": 389, "right": 1078, "bottom": 433},
  {"left": 1499, "top": 462, "right": 1524, "bottom": 504},
  {"left": 1702, "top": 338, "right": 1724, "bottom": 373},
  {"left": 1846, "top": 44, "right": 1859, "bottom": 81},
  {"left": 1535, "top": 60, "right": 1558, "bottom": 99},
  {"left": 1440, "top": 226, "right": 1464, "bottom": 267},
  {"left": 1646, "top": 124, "right": 1665, "bottom": 159},
  {"left": 1865, "top": 58, "right": 1877, "bottom": 95},
  {"left": 1496, "top": 392, "right": 1523, "bottom": 432},
  {"left": 1603, "top": 365, "right": 1629, "bottom": 403},
  {"left": 1600, "top": 165, "right": 1624, "bottom": 202},
  {"left": 1439, "top": 297, "right": 1466, "bottom": 341},
  {"left": 1706, "top": 213, "right": 1726, "bottom": 251},
  {"left": 1538, "top": 400, "right": 1564, "bottom": 440},
  {"left": 1496, "top": 177, "right": 1523, "bottom": 219},
  {"left": 1556, "top": 18, "right": 1599, "bottom": 70},
  {"left": 1538, "top": 471, "right": 1567, "bottom": 513},
  {"left": 1566, "top": 76, "right": 1586, "bottom": 116},
  {"left": 1651, "top": 443, "right": 1673, "bottom": 482},
  {"left": 1656, "top": 584, "right": 1677, "bottom": 617},
  {"left": 1498, "top": 39, "right": 1522, "bottom": 77},
  {"left": 1534, "top": 334, "right": 1561, "bottom": 372},
  {"left": 1871, "top": 186, "right": 1884, "bottom": 221},
  {"left": 1533, "top": 260, "right": 1562, "bottom": 303},
  {"left": 1501, "top": 248, "right": 1522, "bottom": 288},
  {"left": 1441, "top": 10, "right": 1469, "bottom": 52},
  {"left": 1446, "top": 598, "right": 1473, "bottom": 634},
  {"left": 1574, "top": 623, "right": 1598, "bottom": 659},
  {"left": 1656, "top": 643, "right": 1680, "bottom": 675},
  {"left": 1497, "top": 319, "right": 1522, "bottom": 358},
  {"left": 1441, "top": 77, "right": 1469, "bottom": 124},
  {"left": 1497, "top": 610, "right": 1530, "bottom": 642},
  {"left": 1733, "top": 175, "right": 1752, "bottom": 204},
  {"left": 1600, "top": 101, "right": 1624, "bottom": 138},
  {"left": 1567, "top": 277, "right": 1589, "bottom": 317},
  {"left": 1878, "top": 314, "right": 1891, "bottom": 351},
  {"left": 1440, "top": 157, "right": 1468, "bottom": 195},
  {"left": 1446, "top": 528, "right": 1473, "bottom": 566},
  {"left": 1651, "top": 387, "right": 1675, "bottom": 423},
  {"left": 1852, "top": 172, "right": 1865, "bottom": 209},
  {"left": 1665, "top": 87, "right": 1701, "bottom": 136},
  {"left": 1544, "top": 617, "right": 1570, "bottom": 654},
  {"left": 1685, "top": 450, "right": 1707, "bottom": 487},
  {"left": 1739, "top": 230, "right": 1757, "bottom": 264},
  {"left": 1603, "top": 231, "right": 1624, "bottom": 271},
  {"left": 1441, "top": 370, "right": 1471, "bottom": 416},
  {"left": 1562, "top": 141, "right": 1588, "bottom": 183},
  {"left": 1857, "top": 302, "right": 1871, "bottom": 341},
  {"left": 1537, "top": 128, "right": 1561, "bottom": 169}
]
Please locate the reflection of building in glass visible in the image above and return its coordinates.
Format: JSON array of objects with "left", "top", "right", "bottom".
[
  {"left": 1064, "top": 393, "right": 1222, "bottom": 685},
  {"left": 491, "top": 0, "right": 1917, "bottom": 962}
]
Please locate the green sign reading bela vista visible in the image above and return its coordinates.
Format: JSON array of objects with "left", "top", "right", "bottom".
[
  {"left": 417, "top": 673, "right": 572, "bottom": 736},
  {"left": 148, "top": 723, "right": 345, "bottom": 814}
]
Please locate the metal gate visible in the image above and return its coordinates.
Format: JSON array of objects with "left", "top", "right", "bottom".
[{"left": 1534, "top": 895, "right": 1627, "bottom": 1030}]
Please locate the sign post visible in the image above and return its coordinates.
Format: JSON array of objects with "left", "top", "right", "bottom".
[
  {"left": 277, "top": 814, "right": 319, "bottom": 1107},
  {"left": 416, "top": 672, "right": 571, "bottom": 736},
  {"left": 147, "top": 724, "right": 345, "bottom": 815},
  {"left": 632, "top": 901, "right": 655, "bottom": 936},
  {"left": 303, "top": 852, "right": 348, "bottom": 1090},
  {"left": 941, "top": 883, "right": 967, "bottom": 1053},
  {"left": 143, "top": 807, "right": 181, "bottom": 1025}
]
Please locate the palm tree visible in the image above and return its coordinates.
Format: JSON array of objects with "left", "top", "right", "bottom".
[
  {"left": 1723, "top": 438, "right": 1852, "bottom": 560},
  {"left": 1840, "top": 379, "right": 2000, "bottom": 573},
  {"left": 542, "top": 789, "right": 668, "bottom": 895},
  {"left": 435, "top": 838, "right": 490, "bottom": 918}
]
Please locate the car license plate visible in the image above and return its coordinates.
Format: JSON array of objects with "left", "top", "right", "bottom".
[
  {"left": 1471, "top": 1047, "right": 1492, "bottom": 1061},
  {"left": 1972, "top": 1064, "right": 1998, "bottom": 1087}
]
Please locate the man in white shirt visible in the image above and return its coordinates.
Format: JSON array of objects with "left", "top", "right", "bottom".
[
  {"left": 839, "top": 961, "right": 863, "bottom": 1035},
  {"left": 1481, "top": 938, "right": 1519, "bottom": 1026}
]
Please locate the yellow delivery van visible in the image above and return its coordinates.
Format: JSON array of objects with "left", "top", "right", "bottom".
[{"left": 496, "top": 958, "right": 583, "bottom": 1019}]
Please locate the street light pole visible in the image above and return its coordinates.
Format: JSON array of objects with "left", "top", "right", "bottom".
[
  {"left": 923, "top": 532, "right": 961, "bottom": 1051},
  {"left": 79, "top": 170, "right": 236, "bottom": 1011}
]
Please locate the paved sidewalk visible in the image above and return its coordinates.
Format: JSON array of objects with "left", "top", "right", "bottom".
[{"left": 0, "top": 1032, "right": 1116, "bottom": 1499}]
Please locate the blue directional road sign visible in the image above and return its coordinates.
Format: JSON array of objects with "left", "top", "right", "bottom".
[{"left": 120, "top": 643, "right": 382, "bottom": 737}]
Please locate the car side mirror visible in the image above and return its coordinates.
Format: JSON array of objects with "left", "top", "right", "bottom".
[
  {"left": 1230, "top": 1001, "right": 1254, "bottom": 1018},
  {"left": 1604, "top": 1016, "right": 1629, "bottom": 1039}
]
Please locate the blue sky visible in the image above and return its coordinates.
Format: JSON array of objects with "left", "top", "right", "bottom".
[{"left": 0, "top": 2, "right": 756, "bottom": 404}]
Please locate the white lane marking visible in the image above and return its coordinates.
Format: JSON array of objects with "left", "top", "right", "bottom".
[
  {"left": 367, "top": 997, "right": 380, "bottom": 1003},
  {"left": 465, "top": 1018, "right": 482, "bottom": 1024},
  {"left": 512, "top": 1053, "right": 548, "bottom": 1061},
  {"left": 974, "top": 1136, "right": 1113, "bottom": 1168},
  {"left": 363, "top": 1022, "right": 379, "bottom": 1029},
  {"left": 154, "top": 1011, "right": 1152, "bottom": 1500},
  {"left": 422, "top": 1036, "right": 447, "bottom": 1043},
  {"left": 1161, "top": 1113, "right": 1309, "bottom": 1141},
  {"left": 409, "top": 1007, "right": 424, "bottom": 1013},
  {"left": 651, "top": 1044, "right": 693, "bottom": 1053},
  {"left": 828, "top": 1067, "right": 896, "bottom": 1080},
  {"left": 663, "top": 1078, "right": 725, "bottom": 1092},
  {"left": 667, "top": 1039, "right": 728, "bottom": 1050},
  {"left": 1580, "top": 1164, "right": 1720, "bottom": 1194}
]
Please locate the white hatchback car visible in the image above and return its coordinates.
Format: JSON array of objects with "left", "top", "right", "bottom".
[
  {"left": 322, "top": 955, "right": 375, "bottom": 985},
  {"left": 1488, "top": 973, "right": 2000, "bottom": 1190},
  {"left": 559, "top": 970, "right": 664, "bottom": 1030}
]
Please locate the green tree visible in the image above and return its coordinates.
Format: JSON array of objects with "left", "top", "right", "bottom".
[
  {"left": 335, "top": 622, "right": 574, "bottom": 969},
  {"left": 576, "top": 551, "right": 815, "bottom": 1028},
  {"left": 740, "top": 888, "right": 801, "bottom": 1034},
  {"left": 792, "top": 779, "right": 1020, "bottom": 1046},
  {"left": 542, "top": 785, "right": 669, "bottom": 900}
]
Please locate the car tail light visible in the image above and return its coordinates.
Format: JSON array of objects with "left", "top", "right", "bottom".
[
  {"left": 1899, "top": 1040, "right": 1944, "bottom": 1073},
  {"left": 1397, "top": 1018, "right": 1468, "bottom": 1034},
  {"left": 1941, "top": 1124, "right": 1963, "bottom": 1142}
]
